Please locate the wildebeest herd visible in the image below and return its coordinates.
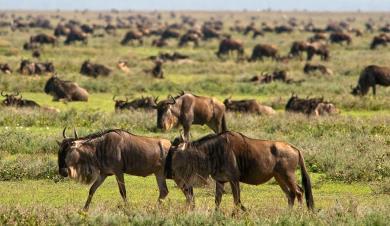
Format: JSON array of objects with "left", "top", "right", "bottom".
[{"left": 0, "top": 10, "right": 389, "bottom": 213}]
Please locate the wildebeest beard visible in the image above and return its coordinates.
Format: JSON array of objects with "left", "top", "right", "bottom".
[{"left": 66, "top": 143, "right": 100, "bottom": 185}]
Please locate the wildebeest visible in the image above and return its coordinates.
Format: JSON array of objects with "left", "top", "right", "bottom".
[
  {"left": 308, "top": 33, "right": 328, "bottom": 43},
  {"left": 201, "top": 26, "right": 221, "bottom": 40},
  {"left": 274, "top": 25, "right": 294, "bottom": 33},
  {"left": 306, "top": 42, "right": 329, "bottom": 61},
  {"left": 178, "top": 33, "right": 200, "bottom": 47},
  {"left": 54, "top": 23, "right": 70, "bottom": 37},
  {"left": 149, "top": 52, "right": 189, "bottom": 62},
  {"left": 250, "top": 70, "right": 302, "bottom": 84},
  {"left": 370, "top": 33, "right": 390, "bottom": 49},
  {"left": 121, "top": 30, "right": 143, "bottom": 45},
  {"left": 57, "top": 128, "right": 172, "bottom": 210},
  {"left": 80, "top": 60, "right": 111, "bottom": 77},
  {"left": 249, "top": 44, "right": 278, "bottom": 61},
  {"left": 160, "top": 29, "right": 180, "bottom": 40},
  {"left": 113, "top": 95, "right": 158, "bottom": 111},
  {"left": 289, "top": 41, "right": 309, "bottom": 59},
  {"left": 154, "top": 92, "right": 227, "bottom": 140},
  {"left": 166, "top": 131, "right": 314, "bottom": 210},
  {"left": 18, "top": 60, "right": 55, "bottom": 75},
  {"left": 1, "top": 91, "right": 40, "bottom": 108},
  {"left": 223, "top": 98, "right": 276, "bottom": 115},
  {"left": 145, "top": 60, "right": 164, "bottom": 79},
  {"left": 30, "top": 33, "right": 57, "bottom": 46},
  {"left": 23, "top": 42, "right": 39, "bottom": 50},
  {"left": 0, "top": 63, "right": 12, "bottom": 74},
  {"left": 304, "top": 63, "right": 333, "bottom": 75},
  {"left": 285, "top": 94, "right": 338, "bottom": 116},
  {"left": 351, "top": 65, "right": 390, "bottom": 96},
  {"left": 216, "top": 38, "right": 244, "bottom": 59},
  {"left": 329, "top": 32, "right": 352, "bottom": 45},
  {"left": 44, "top": 76, "right": 89, "bottom": 101},
  {"left": 64, "top": 29, "right": 88, "bottom": 45},
  {"left": 152, "top": 38, "right": 168, "bottom": 47}
]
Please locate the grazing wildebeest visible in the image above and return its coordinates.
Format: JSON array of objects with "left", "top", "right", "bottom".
[
  {"left": 289, "top": 41, "right": 309, "bottom": 59},
  {"left": 113, "top": 96, "right": 158, "bottom": 111},
  {"left": 249, "top": 44, "right": 278, "bottom": 61},
  {"left": 0, "top": 63, "right": 12, "bottom": 74},
  {"left": 178, "top": 33, "right": 200, "bottom": 47},
  {"left": 329, "top": 32, "right": 352, "bottom": 45},
  {"left": 32, "top": 50, "right": 41, "bottom": 58},
  {"left": 304, "top": 63, "right": 333, "bottom": 75},
  {"left": 44, "top": 76, "right": 89, "bottom": 101},
  {"left": 80, "top": 60, "right": 111, "bottom": 78},
  {"left": 166, "top": 131, "right": 314, "bottom": 210},
  {"left": 201, "top": 26, "right": 221, "bottom": 40},
  {"left": 216, "top": 38, "right": 244, "bottom": 59},
  {"left": 30, "top": 33, "right": 57, "bottom": 46},
  {"left": 250, "top": 70, "right": 302, "bottom": 84},
  {"left": 121, "top": 30, "right": 143, "bottom": 45},
  {"left": 154, "top": 92, "right": 227, "bottom": 140},
  {"left": 370, "top": 34, "right": 390, "bottom": 49},
  {"left": 306, "top": 42, "right": 329, "bottom": 61},
  {"left": 152, "top": 38, "right": 168, "bottom": 47},
  {"left": 81, "top": 24, "right": 94, "bottom": 34},
  {"left": 223, "top": 98, "right": 276, "bottom": 115},
  {"left": 1, "top": 91, "right": 40, "bottom": 108},
  {"left": 64, "top": 29, "right": 88, "bottom": 45},
  {"left": 18, "top": 60, "right": 55, "bottom": 75},
  {"left": 351, "top": 65, "right": 390, "bottom": 96},
  {"left": 285, "top": 94, "right": 338, "bottom": 116},
  {"left": 274, "top": 25, "right": 293, "bottom": 33},
  {"left": 57, "top": 128, "right": 172, "bottom": 210}
]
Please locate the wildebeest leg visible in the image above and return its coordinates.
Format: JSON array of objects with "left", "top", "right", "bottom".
[
  {"left": 215, "top": 181, "right": 225, "bottom": 209},
  {"left": 372, "top": 85, "right": 376, "bottom": 96},
  {"left": 274, "top": 174, "right": 292, "bottom": 206},
  {"left": 155, "top": 173, "right": 169, "bottom": 201},
  {"left": 278, "top": 173, "right": 303, "bottom": 207},
  {"left": 229, "top": 180, "right": 246, "bottom": 211},
  {"left": 83, "top": 174, "right": 107, "bottom": 211},
  {"left": 115, "top": 173, "right": 127, "bottom": 204}
]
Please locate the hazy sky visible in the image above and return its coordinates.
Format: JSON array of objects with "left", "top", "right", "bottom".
[{"left": 0, "top": 0, "right": 389, "bottom": 11}]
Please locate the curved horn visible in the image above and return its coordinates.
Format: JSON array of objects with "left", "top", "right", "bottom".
[
  {"left": 62, "top": 127, "right": 68, "bottom": 138},
  {"left": 14, "top": 91, "right": 20, "bottom": 97},
  {"left": 1, "top": 91, "right": 6, "bottom": 97},
  {"left": 154, "top": 96, "right": 159, "bottom": 103},
  {"left": 73, "top": 128, "right": 78, "bottom": 139},
  {"left": 168, "top": 95, "right": 176, "bottom": 105},
  {"left": 112, "top": 95, "right": 117, "bottom": 101}
]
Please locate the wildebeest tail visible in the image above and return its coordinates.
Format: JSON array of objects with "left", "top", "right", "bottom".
[
  {"left": 221, "top": 114, "right": 228, "bottom": 132},
  {"left": 294, "top": 146, "right": 314, "bottom": 210}
]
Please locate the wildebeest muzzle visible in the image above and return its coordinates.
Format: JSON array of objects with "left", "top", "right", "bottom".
[{"left": 59, "top": 168, "right": 68, "bottom": 177}]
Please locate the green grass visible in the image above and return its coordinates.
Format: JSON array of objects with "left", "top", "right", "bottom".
[{"left": 0, "top": 10, "right": 389, "bottom": 225}]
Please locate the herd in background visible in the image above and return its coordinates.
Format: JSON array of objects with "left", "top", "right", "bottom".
[{"left": 0, "top": 13, "right": 390, "bottom": 112}]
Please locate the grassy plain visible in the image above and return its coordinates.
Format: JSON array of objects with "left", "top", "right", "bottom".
[{"left": 0, "top": 10, "right": 389, "bottom": 225}]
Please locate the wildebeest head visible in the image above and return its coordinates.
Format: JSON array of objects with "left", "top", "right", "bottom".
[
  {"left": 1, "top": 91, "right": 20, "bottom": 106},
  {"left": 44, "top": 76, "right": 59, "bottom": 94},
  {"left": 113, "top": 95, "right": 129, "bottom": 110},
  {"left": 155, "top": 95, "right": 179, "bottom": 131},
  {"left": 57, "top": 128, "right": 99, "bottom": 184}
]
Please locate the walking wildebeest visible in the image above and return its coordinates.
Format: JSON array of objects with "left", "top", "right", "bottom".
[
  {"left": 113, "top": 96, "right": 158, "bottom": 111},
  {"left": 121, "top": 30, "right": 143, "bottom": 45},
  {"left": 30, "top": 33, "right": 57, "bottom": 46},
  {"left": 166, "top": 131, "right": 314, "bottom": 210},
  {"left": 1, "top": 91, "right": 40, "bottom": 108},
  {"left": 216, "top": 38, "right": 244, "bottom": 59},
  {"left": 44, "top": 76, "right": 89, "bottom": 101},
  {"left": 329, "top": 32, "right": 352, "bottom": 45},
  {"left": 178, "top": 33, "right": 200, "bottom": 47},
  {"left": 223, "top": 98, "right": 276, "bottom": 115},
  {"left": 304, "top": 63, "right": 333, "bottom": 75},
  {"left": 249, "top": 44, "right": 278, "bottom": 61},
  {"left": 351, "top": 65, "right": 390, "bottom": 96},
  {"left": 154, "top": 92, "right": 227, "bottom": 140},
  {"left": 80, "top": 60, "right": 111, "bottom": 78},
  {"left": 57, "top": 128, "right": 172, "bottom": 210}
]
